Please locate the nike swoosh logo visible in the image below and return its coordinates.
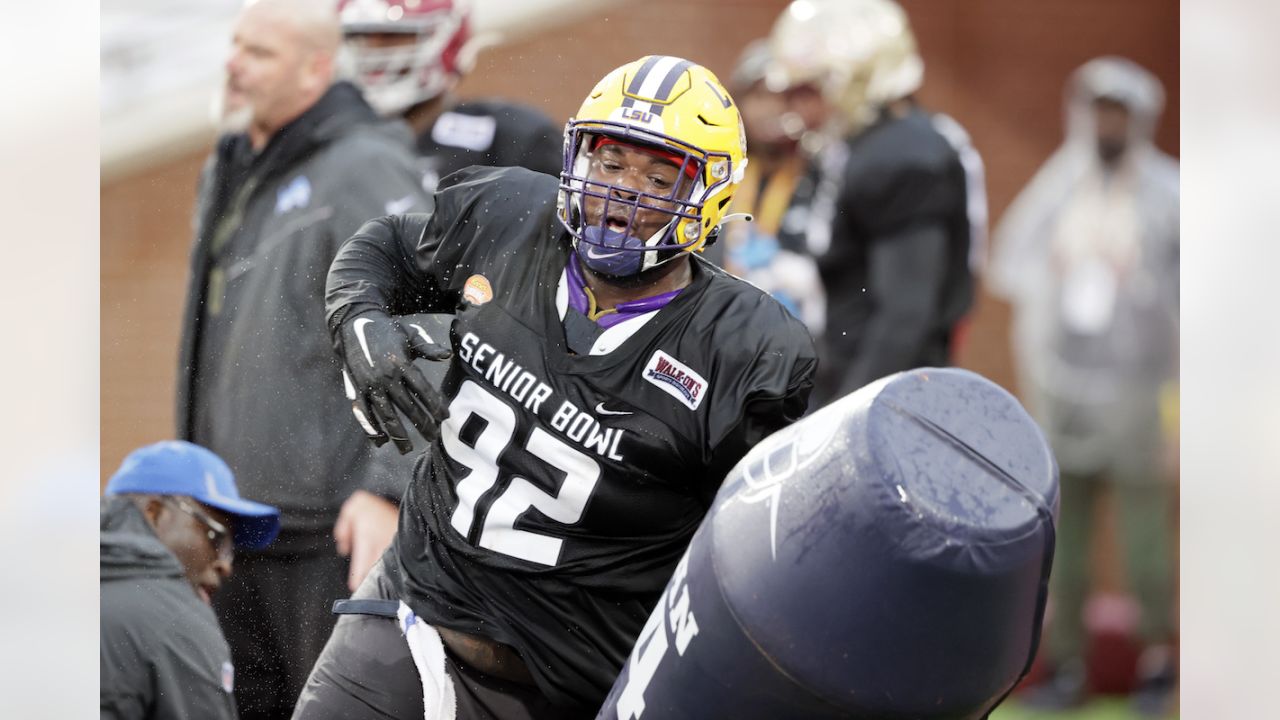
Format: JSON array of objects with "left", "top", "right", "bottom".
[
  {"left": 408, "top": 323, "right": 434, "bottom": 345},
  {"left": 596, "top": 402, "right": 633, "bottom": 416},
  {"left": 586, "top": 246, "right": 623, "bottom": 260},
  {"left": 384, "top": 195, "right": 416, "bottom": 215},
  {"left": 353, "top": 318, "right": 376, "bottom": 367}
]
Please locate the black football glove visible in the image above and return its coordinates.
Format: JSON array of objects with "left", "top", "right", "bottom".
[{"left": 338, "top": 311, "right": 453, "bottom": 454}]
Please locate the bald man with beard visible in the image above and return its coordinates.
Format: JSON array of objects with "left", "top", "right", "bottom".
[{"left": 174, "top": 1, "right": 431, "bottom": 716}]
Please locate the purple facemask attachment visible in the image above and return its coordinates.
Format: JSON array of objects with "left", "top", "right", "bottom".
[{"left": 557, "top": 121, "right": 733, "bottom": 278}]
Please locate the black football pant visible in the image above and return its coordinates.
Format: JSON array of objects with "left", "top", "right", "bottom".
[
  {"left": 292, "top": 552, "right": 562, "bottom": 720},
  {"left": 213, "top": 540, "right": 349, "bottom": 720}
]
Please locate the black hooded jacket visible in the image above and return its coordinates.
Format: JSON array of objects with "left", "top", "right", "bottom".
[
  {"left": 175, "top": 82, "right": 431, "bottom": 541},
  {"left": 100, "top": 497, "right": 238, "bottom": 719}
]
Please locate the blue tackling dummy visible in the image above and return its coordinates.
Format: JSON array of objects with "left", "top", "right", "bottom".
[{"left": 597, "top": 367, "right": 1059, "bottom": 720}]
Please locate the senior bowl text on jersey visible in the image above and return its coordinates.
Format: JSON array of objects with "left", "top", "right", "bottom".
[{"left": 458, "top": 331, "right": 625, "bottom": 461}]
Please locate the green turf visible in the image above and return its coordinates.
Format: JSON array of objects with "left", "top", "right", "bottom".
[{"left": 992, "top": 697, "right": 1178, "bottom": 720}]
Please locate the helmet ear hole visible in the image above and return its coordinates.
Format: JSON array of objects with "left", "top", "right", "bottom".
[{"left": 703, "top": 226, "right": 722, "bottom": 248}]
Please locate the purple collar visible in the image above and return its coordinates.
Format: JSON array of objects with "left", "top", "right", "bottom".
[{"left": 566, "top": 252, "right": 683, "bottom": 329}]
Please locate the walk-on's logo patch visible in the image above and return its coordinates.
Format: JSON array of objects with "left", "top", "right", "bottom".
[
  {"left": 644, "top": 350, "right": 707, "bottom": 410},
  {"left": 221, "top": 661, "right": 235, "bottom": 693},
  {"left": 463, "top": 274, "right": 493, "bottom": 305}
]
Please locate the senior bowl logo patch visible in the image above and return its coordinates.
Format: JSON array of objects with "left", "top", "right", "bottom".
[
  {"left": 644, "top": 350, "right": 707, "bottom": 410},
  {"left": 463, "top": 274, "right": 493, "bottom": 306}
]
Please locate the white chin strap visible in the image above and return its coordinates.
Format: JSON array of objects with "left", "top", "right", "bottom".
[{"left": 635, "top": 220, "right": 679, "bottom": 274}]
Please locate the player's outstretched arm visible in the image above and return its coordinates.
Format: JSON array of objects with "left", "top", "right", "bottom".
[
  {"left": 327, "top": 214, "right": 454, "bottom": 453},
  {"left": 326, "top": 214, "right": 438, "bottom": 329}
]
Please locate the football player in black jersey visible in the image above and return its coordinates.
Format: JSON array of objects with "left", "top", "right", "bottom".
[
  {"left": 337, "top": 0, "right": 562, "bottom": 192},
  {"left": 766, "top": 0, "right": 988, "bottom": 407},
  {"left": 292, "top": 56, "right": 816, "bottom": 719}
]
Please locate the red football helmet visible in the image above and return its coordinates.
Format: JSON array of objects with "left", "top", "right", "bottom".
[{"left": 338, "top": 0, "right": 472, "bottom": 116}]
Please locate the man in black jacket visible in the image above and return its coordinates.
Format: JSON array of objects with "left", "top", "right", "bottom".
[
  {"left": 101, "top": 441, "right": 281, "bottom": 720},
  {"left": 175, "top": 0, "right": 432, "bottom": 716}
]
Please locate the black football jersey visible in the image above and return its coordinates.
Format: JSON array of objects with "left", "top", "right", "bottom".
[
  {"left": 415, "top": 99, "right": 563, "bottom": 195},
  {"left": 777, "top": 106, "right": 976, "bottom": 400},
  {"left": 821, "top": 106, "right": 974, "bottom": 335},
  {"left": 327, "top": 166, "right": 816, "bottom": 709}
]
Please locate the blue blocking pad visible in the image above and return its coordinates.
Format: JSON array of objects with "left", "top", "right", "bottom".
[{"left": 597, "top": 367, "right": 1058, "bottom": 720}]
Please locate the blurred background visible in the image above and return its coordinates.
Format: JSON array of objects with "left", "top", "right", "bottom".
[
  {"left": 98, "top": 0, "right": 1179, "bottom": 717},
  {"left": 101, "top": 0, "right": 1179, "bottom": 472}
]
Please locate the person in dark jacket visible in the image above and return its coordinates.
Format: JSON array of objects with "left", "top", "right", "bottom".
[
  {"left": 101, "top": 441, "right": 281, "bottom": 720},
  {"left": 174, "top": 1, "right": 432, "bottom": 717},
  {"left": 766, "top": 0, "right": 988, "bottom": 407}
]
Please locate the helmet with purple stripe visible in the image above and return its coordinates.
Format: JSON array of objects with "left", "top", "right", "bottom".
[{"left": 558, "top": 56, "right": 748, "bottom": 277}]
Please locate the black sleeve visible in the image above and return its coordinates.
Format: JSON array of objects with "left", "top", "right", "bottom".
[
  {"left": 704, "top": 358, "right": 816, "bottom": 494},
  {"left": 836, "top": 220, "right": 948, "bottom": 396},
  {"left": 325, "top": 166, "right": 506, "bottom": 336},
  {"left": 324, "top": 213, "right": 440, "bottom": 335},
  {"left": 705, "top": 316, "right": 818, "bottom": 489}
]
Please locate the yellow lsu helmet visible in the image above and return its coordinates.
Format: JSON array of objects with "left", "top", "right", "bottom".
[
  {"left": 767, "top": 0, "right": 924, "bottom": 138},
  {"left": 558, "top": 56, "right": 748, "bottom": 275}
]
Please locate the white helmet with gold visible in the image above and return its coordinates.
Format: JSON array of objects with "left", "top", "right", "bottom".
[{"left": 767, "top": 0, "right": 923, "bottom": 139}]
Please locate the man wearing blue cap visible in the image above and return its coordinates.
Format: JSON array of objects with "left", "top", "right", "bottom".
[{"left": 100, "top": 440, "right": 281, "bottom": 720}]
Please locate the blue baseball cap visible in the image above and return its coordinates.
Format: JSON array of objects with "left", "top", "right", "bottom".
[{"left": 104, "top": 440, "right": 281, "bottom": 550}]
